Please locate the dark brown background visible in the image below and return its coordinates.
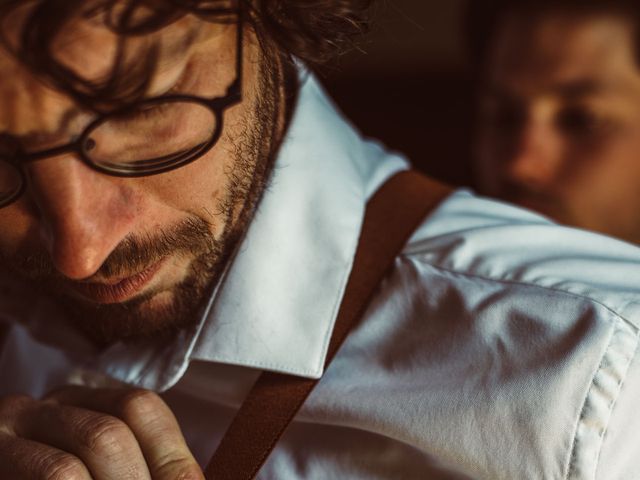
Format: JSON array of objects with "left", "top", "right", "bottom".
[{"left": 320, "top": 0, "right": 475, "bottom": 187}]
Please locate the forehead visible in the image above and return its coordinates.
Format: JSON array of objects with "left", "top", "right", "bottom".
[
  {"left": 0, "top": 6, "right": 208, "bottom": 81},
  {"left": 0, "top": 8, "right": 222, "bottom": 137},
  {"left": 487, "top": 11, "right": 640, "bottom": 92}
]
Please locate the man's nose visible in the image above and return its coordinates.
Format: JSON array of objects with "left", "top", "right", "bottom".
[
  {"left": 504, "top": 110, "right": 563, "bottom": 191},
  {"left": 26, "top": 155, "right": 138, "bottom": 280}
]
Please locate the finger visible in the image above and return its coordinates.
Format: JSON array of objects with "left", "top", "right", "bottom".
[
  {"left": 0, "top": 430, "right": 92, "bottom": 480},
  {"left": 15, "top": 401, "right": 152, "bottom": 480},
  {"left": 47, "top": 387, "right": 204, "bottom": 480}
]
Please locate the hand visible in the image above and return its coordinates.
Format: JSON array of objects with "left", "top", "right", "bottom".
[{"left": 0, "top": 386, "right": 204, "bottom": 479}]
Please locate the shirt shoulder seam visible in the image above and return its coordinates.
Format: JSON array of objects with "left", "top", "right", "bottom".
[{"left": 401, "top": 255, "right": 640, "bottom": 332}]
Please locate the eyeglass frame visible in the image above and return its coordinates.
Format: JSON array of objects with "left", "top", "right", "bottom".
[{"left": 0, "top": 5, "right": 244, "bottom": 207}]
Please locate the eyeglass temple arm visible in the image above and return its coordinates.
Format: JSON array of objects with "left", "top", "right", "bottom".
[{"left": 224, "top": 5, "right": 243, "bottom": 101}]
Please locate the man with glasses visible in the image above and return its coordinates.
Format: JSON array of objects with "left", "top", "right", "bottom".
[{"left": 1, "top": 1, "right": 640, "bottom": 479}]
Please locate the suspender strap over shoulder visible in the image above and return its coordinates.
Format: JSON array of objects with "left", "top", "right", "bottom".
[{"left": 205, "top": 171, "right": 452, "bottom": 480}]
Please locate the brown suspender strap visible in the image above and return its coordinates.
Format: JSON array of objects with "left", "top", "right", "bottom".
[{"left": 204, "top": 170, "right": 452, "bottom": 480}]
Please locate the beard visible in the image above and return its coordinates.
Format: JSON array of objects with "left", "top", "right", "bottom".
[
  {"left": 59, "top": 216, "right": 226, "bottom": 346},
  {"left": 0, "top": 48, "right": 284, "bottom": 346}
]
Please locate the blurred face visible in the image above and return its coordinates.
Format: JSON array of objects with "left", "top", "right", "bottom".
[
  {"left": 476, "top": 11, "right": 640, "bottom": 244},
  {"left": 0, "top": 8, "right": 283, "bottom": 343}
]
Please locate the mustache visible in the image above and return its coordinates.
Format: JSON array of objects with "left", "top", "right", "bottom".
[{"left": 3, "top": 216, "right": 213, "bottom": 282}]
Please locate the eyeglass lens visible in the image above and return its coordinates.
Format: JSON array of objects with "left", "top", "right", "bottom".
[{"left": 84, "top": 99, "right": 218, "bottom": 174}]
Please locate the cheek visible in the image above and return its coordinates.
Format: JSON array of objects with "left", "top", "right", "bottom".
[
  {"left": 0, "top": 202, "right": 39, "bottom": 253},
  {"left": 561, "top": 132, "right": 640, "bottom": 210},
  {"left": 567, "top": 129, "right": 640, "bottom": 179},
  {"left": 137, "top": 146, "right": 230, "bottom": 227}
]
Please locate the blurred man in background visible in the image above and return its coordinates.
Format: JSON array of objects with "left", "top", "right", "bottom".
[
  {"left": 469, "top": 0, "right": 640, "bottom": 244},
  {"left": 4, "top": 1, "right": 640, "bottom": 478}
]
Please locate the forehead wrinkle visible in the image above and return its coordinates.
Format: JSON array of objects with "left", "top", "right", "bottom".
[
  {"left": 52, "top": 12, "right": 213, "bottom": 98},
  {"left": 153, "top": 17, "right": 222, "bottom": 71},
  {"left": 52, "top": 21, "right": 122, "bottom": 82},
  {"left": 149, "top": 23, "right": 201, "bottom": 79},
  {"left": 143, "top": 19, "right": 229, "bottom": 95}
]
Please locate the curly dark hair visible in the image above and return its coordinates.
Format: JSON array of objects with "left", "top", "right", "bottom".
[{"left": 0, "top": 0, "right": 373, "bottom": 109}]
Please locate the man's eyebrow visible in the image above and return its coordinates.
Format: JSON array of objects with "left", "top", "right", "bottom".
[
  {"left": 551, "top": 79, "right": 611, "bottom": 99},
  {"left": 480, "top": 79, "right": 618, "bottom": 100}
]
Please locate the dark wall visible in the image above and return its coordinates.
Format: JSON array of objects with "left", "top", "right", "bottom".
[{"left": 320, "top": 0, "right": 475, "bottom": 187}]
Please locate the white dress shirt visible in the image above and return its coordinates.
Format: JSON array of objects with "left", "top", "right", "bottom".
[{"left": 2, "top": 71, "right": 640, "bottom": 479}]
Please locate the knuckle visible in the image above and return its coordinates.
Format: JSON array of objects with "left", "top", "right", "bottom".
[
  {"left": 77, "top": 414, "right": 132, "bottom": 456},
  {"left": 38, "top": 451, "right": 88, "bottom": 480},
  {"left": 0, "top": 395, "right": 33, "bottom": 433},
  {"left": 155, "top": 457, "right": 204, "bottom": 480},
  {"left": 119, "top": 388, "right": 166, "bottom": 422},
  {"left": 0, "top": 394, "right": 32, "bottom": 415}
]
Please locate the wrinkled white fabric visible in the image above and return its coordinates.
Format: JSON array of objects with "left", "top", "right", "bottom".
[{"left": 1, "top": 72, "right": 640, "bottom": 479}]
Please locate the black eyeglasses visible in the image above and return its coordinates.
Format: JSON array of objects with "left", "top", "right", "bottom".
[{"left": 0, "top": 7, "right": 243, "bottom": 208}]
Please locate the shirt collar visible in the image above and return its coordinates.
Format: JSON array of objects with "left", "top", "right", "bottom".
[
  {"left": 4, "top": 69, "right": 408, "bottom": 391},
  {"left": 190, "top": 71, "right": 408, "bottom": 379}
]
